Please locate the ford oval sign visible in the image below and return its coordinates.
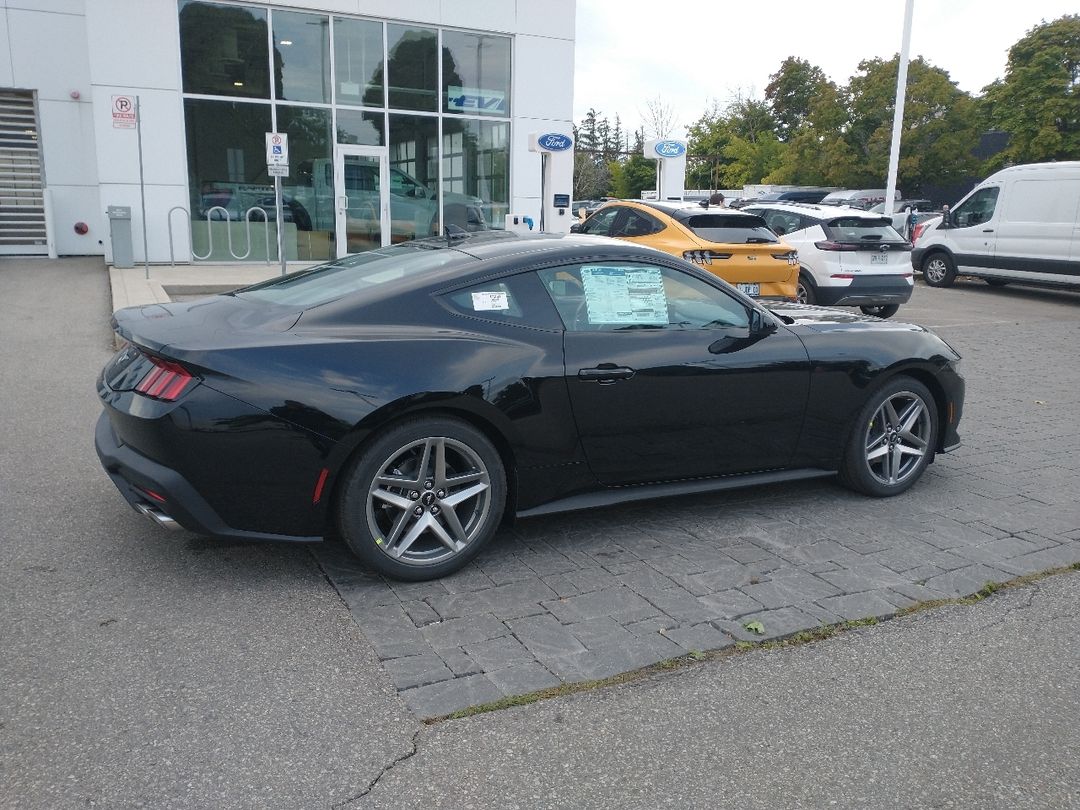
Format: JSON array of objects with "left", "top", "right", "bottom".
[
  {"left": 654, "top": 140, "right": 686, "bottom": 158},
  {"left": 538, "top": 133, "right": 573, "bottom": 152}
]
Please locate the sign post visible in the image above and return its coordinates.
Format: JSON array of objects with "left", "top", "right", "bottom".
[
  {"left": 265, "top": 132, "right": 289, "bottom": 276},
  {"left": 113, "top": 95, "right": 149, "bottom": 277}
]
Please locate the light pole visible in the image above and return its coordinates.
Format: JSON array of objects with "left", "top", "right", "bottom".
[{"left": 885, "top": 0, "right": 915, "bottom": 211}]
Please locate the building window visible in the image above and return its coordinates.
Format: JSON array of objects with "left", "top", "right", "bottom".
[
  {"left": 442, "top": 31, "right": 511, "bottom": 116},
  {"left": 334, "top": 18, "right": 384, "bottom": 107},
  {"left": 272, "top": 11, "right": 331, "bottom": 104},
  {"left": 178, "top": 1, "right": 270, "bottom": 99},
  {"left": 386, "top": 25, "right": 438, "bottom": 112},
  {"left": 443, "top": 119, "right": 510, "bottom": 229}
]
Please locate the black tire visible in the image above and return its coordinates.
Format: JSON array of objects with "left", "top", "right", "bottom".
[
  {"left": 337, "top": 417, "right": 506, "bottom": 581},
  {"left": 839, "top": 376, "right": 938, "bottom": 498},
  {"left": 921, "top": 252, "right": 957, "bottom": 287},
  {"left": 986, "top": 278, "right": 1009, "bottom": 287},
  {"left": 859, "top": 304, "right": 900, "bottom": 318},
  {"left": 796, "top": 271, "right": 817, "bottom": 304}
]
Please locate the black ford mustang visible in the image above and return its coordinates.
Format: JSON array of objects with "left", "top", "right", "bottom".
[{"left": 96, "top": 232, "right": 964, "bottom": 580}]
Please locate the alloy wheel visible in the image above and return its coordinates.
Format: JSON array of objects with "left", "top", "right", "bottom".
[
  {"left": 365, "top": 436, "right": 491, "bottom": 566},
  {"left": 863, "top": 390, "right": 932, "bottom": 486}
]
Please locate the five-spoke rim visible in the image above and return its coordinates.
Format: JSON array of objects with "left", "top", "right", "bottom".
[
  {"left": 924, "top": 258, "right": 947, "bottom": 284},
  {"left": 795, "top": 280, "right": 809, "bottom": 304},
  {"left": 863, "top": 390, "right": 932, "bottom": 486},
  {"left": 365, "top": 436, "right": 491, "bottom": 566}
]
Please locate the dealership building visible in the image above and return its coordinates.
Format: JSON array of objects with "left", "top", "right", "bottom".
[{"left": 0, "top": 0, "right": 576, "bottom": 263}]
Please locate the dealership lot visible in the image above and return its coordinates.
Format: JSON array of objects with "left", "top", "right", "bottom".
[
  {"left": 316, "top": 276, "right": 1080, "bottom": 717},
  {"left": 2, "top": 260, "right": 1079, "bottom": 807}
]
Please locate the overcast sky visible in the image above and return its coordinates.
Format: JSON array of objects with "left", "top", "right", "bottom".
[{"left": 573, "top": 1, "right": 1078, "bottom": 139}]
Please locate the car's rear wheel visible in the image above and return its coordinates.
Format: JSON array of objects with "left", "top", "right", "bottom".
[
  {"left": 338, "top": 417, "right": 506, "bottom": 580},
  {"left": 859, "top": 304, "right": 900, "bottom": 318},
  {"left": 796, "top": 272, "right": 816, "bottom": 304},
  {"left": 839, "top": 376, "right": 937, "bottom": 498},
  {"left": 922, "top": 253, "right": 956, "bottom": 287}
]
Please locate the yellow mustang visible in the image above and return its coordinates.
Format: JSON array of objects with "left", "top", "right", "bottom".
[{"left": 573, "top": 199, "right": 798, "bottom": 300}]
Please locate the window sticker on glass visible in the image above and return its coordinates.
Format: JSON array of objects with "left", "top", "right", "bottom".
[
  {"left": 580, "top": 266, "right": 668, "bottom": 325},
  {"left": 471, "top": 290, "right": 510, "bottom": 311}
]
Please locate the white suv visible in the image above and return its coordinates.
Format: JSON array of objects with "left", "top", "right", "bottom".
[{"left": 742, "top": 202, "right": 914, "bottom": 318}]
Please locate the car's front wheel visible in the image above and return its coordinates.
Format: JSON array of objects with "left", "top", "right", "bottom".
[
  {"left": 338, "top": 417, "right": 506, "bottom": 580},
  {"left": 922, "top": 253, "right": 957, "bottom": 287},
  {"left": 859, "top": 304, "right": 900, "bottom": 318},
  {"left": 839, "top": 376, "right": 938, "bottom": 498}
]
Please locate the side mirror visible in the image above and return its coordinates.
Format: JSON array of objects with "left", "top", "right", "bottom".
[
  {"left": 569, "top": 223, "right": 582, "bottom": 234},
  {"left": 749, "top": 308, "right": 778, "bottom": 337}
]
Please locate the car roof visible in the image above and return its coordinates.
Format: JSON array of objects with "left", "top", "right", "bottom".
[
  {"left": 741, "top": 201, "right": 893, "bottom": 221},
  {"left": 605, "top": 199, "right": 766, "bottom": 224}
]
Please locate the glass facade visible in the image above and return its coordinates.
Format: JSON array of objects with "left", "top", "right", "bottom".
[{"left": 178, "top": 1, "right": 511, "bottom": 262}]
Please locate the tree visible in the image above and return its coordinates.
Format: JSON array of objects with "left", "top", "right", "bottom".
[
  {"left": 844, "top": 56, "right": 981, "bottom": 194},
  {"left": 641, "top": 96, "right": 677, "bottom": 139},
  {"left": 765, "top": 58, "right": 831, "bottom": 142},
  {"left": 684, "top": 101, "right": 734, "bottom": 189},
  {"left": 573, "top": 150, "right": 610, "bottom": 199},
  {"left": 982, "top": 14, "right": 1080, "bottom": 166},
  {"left": 765, "top": 81, "right": 858, "bottom": 186},
  {"left": 611, "top": 129, "right": 655, "bottom": 199}
]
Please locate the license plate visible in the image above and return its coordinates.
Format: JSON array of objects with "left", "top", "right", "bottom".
[
  {"left": 870, "top": 253, "right": 889, "bottom": 265},
  {"left": 736, "top": 283, "right": 760, "bottom": 296}
]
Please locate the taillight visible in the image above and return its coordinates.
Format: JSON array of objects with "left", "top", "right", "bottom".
[
  {"left": 912, "top": 222, "right": 928, "bottom": 242},
  {"left": 814, "top": 241, "right": 859, "bottom": 251},
  {"left": 771, "top": 250, "right": 798, "bottom": 265},
  {"left": 134, "top": 355, "right": 196, "bottom": 401},
  {"left": 683, "top": 250, "right": 733, "bottom": 265}
]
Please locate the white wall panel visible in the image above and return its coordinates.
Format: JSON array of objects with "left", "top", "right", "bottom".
[
  {"left": 98, "top": 183, "right": 190, "bottom": 263},
  {"left": 0, "top": 10, "right": 14, "bottom": 87},
  {"left": 5, "top": 1, "right": 85, "bottom": 14},
  {"left": 513, "top": 35, "right": 574, "bottom": 121},
  {"left": 90, "top": 87, "right": 187, "bottom": 188},
  {"left": 438, "top": 0, "right": 514, "bottom": 32},
  {"left": 85, "top": 0, "right": 181, "bottom": 90},
  {"left": 340, "top": 0, "right": 439, "bottom": 25},
  {"left": 514, "top": 0, "right": 574, "bottom": 40},
  {"left": 7, "top": 8, "right": 90, "bottom": 101},
  {"left": 49, "top": 185, "right": 104, "bottom": 256},
  {"left": 267, "top": 0, "right": 361, "bottom": 13},
  {"left": 37, "top": 98, "right": 98, "bottom": 186}
]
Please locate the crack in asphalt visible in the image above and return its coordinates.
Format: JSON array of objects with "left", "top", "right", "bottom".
[
  {"left": 336, "top": 726, "right": 423, "bottom": 807},
  {"left": 972, "top": 582, "right": 1041, "bottom": 634}
]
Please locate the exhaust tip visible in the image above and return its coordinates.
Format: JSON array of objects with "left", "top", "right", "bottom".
[{"left": 134, "top": 502, "right": 181, "bottom": 532}]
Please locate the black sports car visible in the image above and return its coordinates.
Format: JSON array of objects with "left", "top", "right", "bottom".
[{"left": 96, "top": 231, "right": 964, "bottom": 580}]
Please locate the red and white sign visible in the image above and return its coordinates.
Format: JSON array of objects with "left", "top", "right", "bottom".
[
  {"left": 111, "top": 95, "right": 137, "bottom": 129},
  {"left": 265, "top": 132, "right": 289, "bottom": 165}
]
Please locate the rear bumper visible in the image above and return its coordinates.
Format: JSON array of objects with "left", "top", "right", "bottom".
[
  {"left": 95, "top": 411, "right": 321, "bottom": 543},
  {"left": 813, "top": 274, "right": 914, "bottom": 307}
]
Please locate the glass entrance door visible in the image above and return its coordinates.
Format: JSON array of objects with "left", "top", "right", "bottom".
[{"left": 334, "top": 145, "right": 389, "bottom": 258}]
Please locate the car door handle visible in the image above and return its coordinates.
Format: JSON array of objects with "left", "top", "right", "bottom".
[
  {"left": 578, "top": 365, "right": 635, "bottom": 384},
  {"left": 982, "top": 228, "right": 994, "bottom": 233}
]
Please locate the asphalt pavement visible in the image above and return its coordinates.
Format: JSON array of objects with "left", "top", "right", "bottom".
[{"left": 2, "top": 260, "right": 1078, "bottom": 808}]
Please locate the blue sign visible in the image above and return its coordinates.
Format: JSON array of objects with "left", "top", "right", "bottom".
[
  {"left": 654, "top": 140, "right": 686, "bottom": 158},
  {"left": 537, "top": 133, "right": 573, "bottom": 152}
]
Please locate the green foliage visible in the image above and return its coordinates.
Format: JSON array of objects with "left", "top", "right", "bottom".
[
  {"left": 611, "top": 150, "right": 656, "bottom": 200},
  {"left": 766, "top": 57, "right": 831, "bottom": 142},
  {"left": 983, "top": 14, "right": 1080, "bottom": 167}
]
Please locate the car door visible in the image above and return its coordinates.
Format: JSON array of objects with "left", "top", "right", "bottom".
[
  {"left": 946, "top": 184, "right": 1000, "bottom": 274},
  {"left": 577, "top": 206, "right": 623, "bottom": 237},
  {"left": 537, "top": 260, "right": 812, "bottom": 486}
]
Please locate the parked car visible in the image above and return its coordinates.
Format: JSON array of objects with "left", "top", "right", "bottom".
[
  {"left": 572, "top": 199, "right": 606, "bottom": 219},
  {"left": 571, "top": 199, "right": 798, "bottom": 300},
  {"left": 95, "top": 231, "right": 964, "bottom": 580},
  {"left": 742, "top": 202, "right": 915, "bottom": 318},
  {"left": 913, "top": 161, "right": 1080, "bottom": 290},
  {"left": 818, "top": 189, "right": 899, "bottom": 210},
  {"left": 868, "top": 199, "right": 936, "bottom": 235}
]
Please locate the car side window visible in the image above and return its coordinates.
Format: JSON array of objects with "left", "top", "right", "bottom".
[
  {"left": 538, "top": 263, "right": 750, "bottom": 332},
  {"left": 614, "top": 209, "right": 663, "bottom": 237},
  {"left": 579, "top": 207, "right": 620, "bottom": 236},
  {"left": 441, "top": 272, "right": 562, "bottom": 330},
  {"left": 951, "top": 187, "right": 1000, "bottom": 228}
]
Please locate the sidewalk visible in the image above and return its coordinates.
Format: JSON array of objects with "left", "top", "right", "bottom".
[{"left": 108, "top": 261, "right": 320, "bottom": 311}]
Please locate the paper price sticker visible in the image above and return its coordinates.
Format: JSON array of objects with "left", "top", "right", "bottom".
[{"left": 471, "top": 291, "right": 510, "bottom": 311}]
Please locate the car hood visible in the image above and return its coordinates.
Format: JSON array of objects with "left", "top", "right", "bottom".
[{"left": 766, "top": 302, "right": 925, "bottom": 331}]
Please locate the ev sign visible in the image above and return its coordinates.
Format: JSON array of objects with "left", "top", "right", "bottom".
[{"left": 265, "top": 132, "right": 289, "bottom": 166}]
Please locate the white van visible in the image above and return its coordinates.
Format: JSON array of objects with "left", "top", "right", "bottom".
[{"left": 913, "top": 162, "right": 1080, "bottom": 289}]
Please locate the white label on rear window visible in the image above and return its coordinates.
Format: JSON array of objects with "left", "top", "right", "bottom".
[
  {"left": 580, "top": 266, "right": 667, "bottom": 325},
  {"left": 471, "top": 291, "right": 510, "bottom": 311}
]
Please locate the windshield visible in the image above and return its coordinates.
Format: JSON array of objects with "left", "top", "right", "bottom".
[
  {"left": 234, "top": 243, "right": 462, "bottom": 307},
  {"left": 682, "top": 214, "right": 778, "bottom": 244},
  {"left": 822, "top": 217, "right": 906, "bottom": 243}
]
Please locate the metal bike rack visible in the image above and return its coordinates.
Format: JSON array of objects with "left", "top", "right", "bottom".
[{"left": 168, "top": 205, "right": 276, "bottom": 264}]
